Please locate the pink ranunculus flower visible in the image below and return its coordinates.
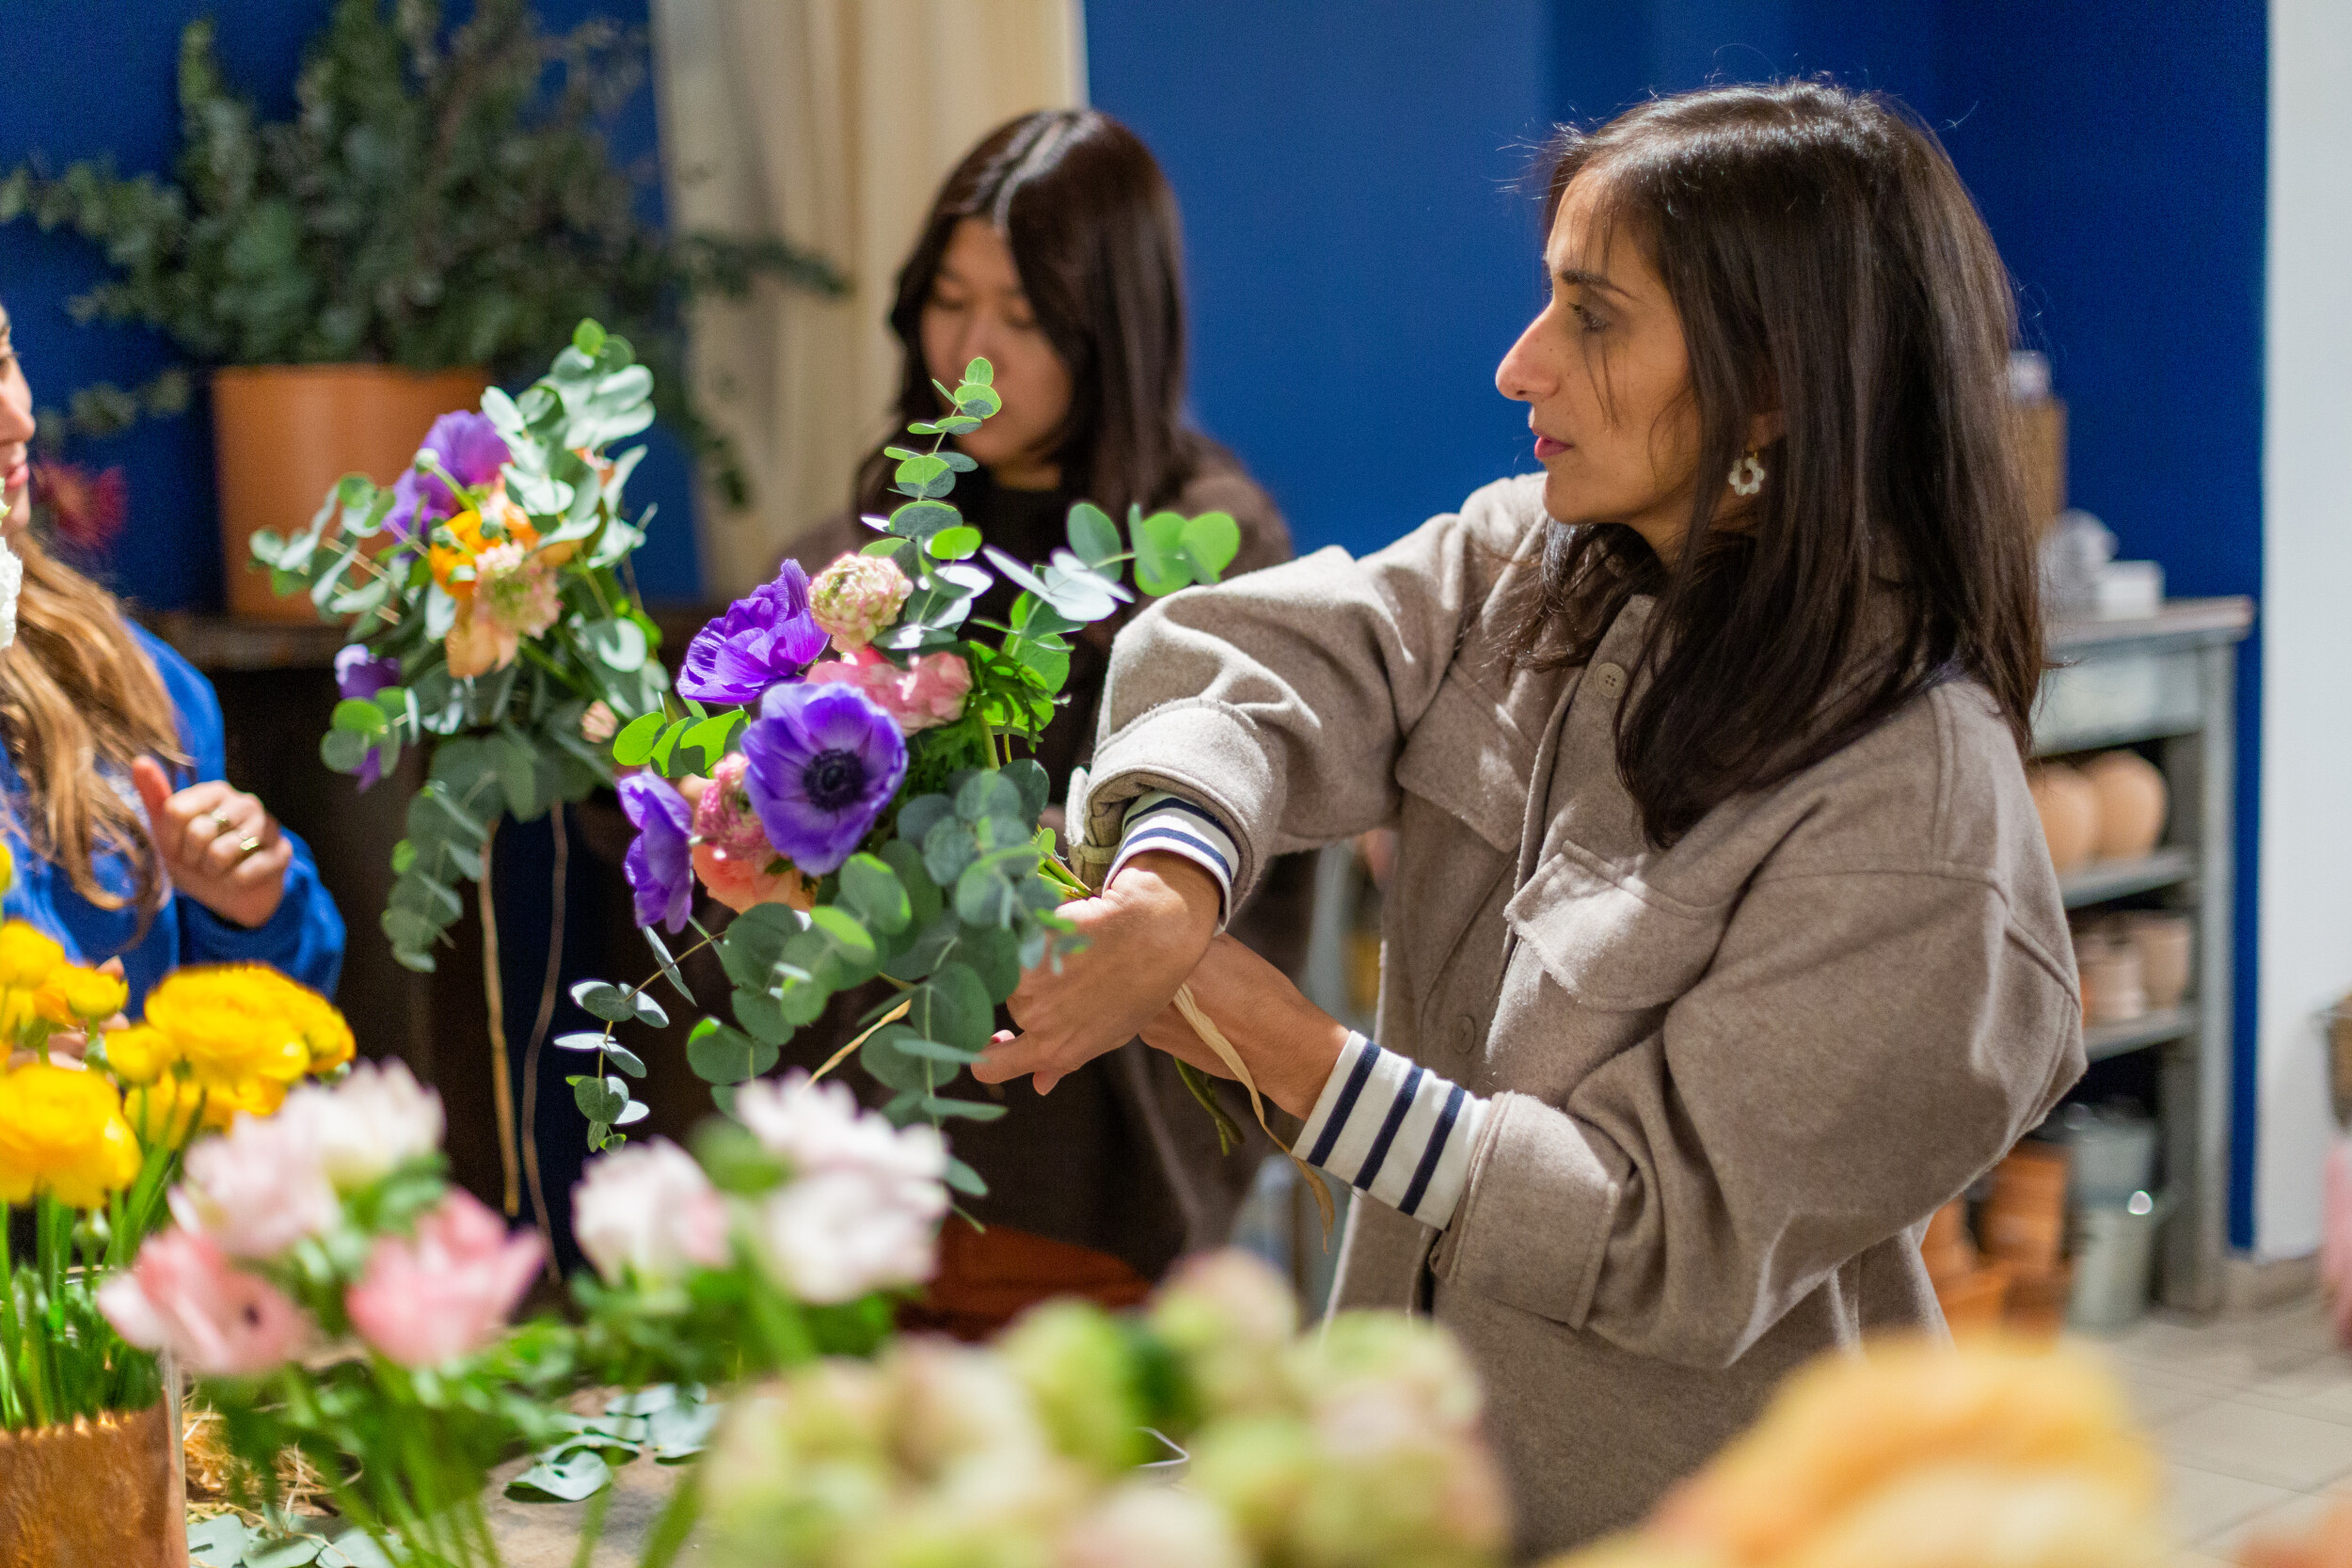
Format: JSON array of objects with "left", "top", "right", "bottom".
[
  {"left": 98, "top": 1228, "right": 310, "bottom": 1377},
  {"left": 344, "top": 1189, "right": 543, "bottom": 1368},
  {"left": 733, "top": 1072, "right": 947, "bottom": 1303},
  {"left": 168, "top": 1104, "right": 340, "bottom": 1259},
  {"left": 474, "top": 541, "right": 563, "bottom": 641},
  {"left": 803, "top": 646, "right": 972, "bottom": 735},
  {"left": 572, "top": 1137, "right": 731, "bottom": 1288},
  {"left": 689, "top": 753, "right": 816, "bottom": 913},
  {"left": 807, "top": 552, "right": 913, "bottom": 653}
]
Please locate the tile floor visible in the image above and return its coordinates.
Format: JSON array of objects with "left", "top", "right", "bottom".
[{"left": 2086, "top": 1296, "right": 2352, "bottom": 1563}]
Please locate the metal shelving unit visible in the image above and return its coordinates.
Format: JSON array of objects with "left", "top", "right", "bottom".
[{"left": 2038, "top": 597, "right": 2253, "bottom": 1313}]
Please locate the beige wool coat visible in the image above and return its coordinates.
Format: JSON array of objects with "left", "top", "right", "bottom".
[{"left": 1074, "top": 474, "right": 2086, "bottom": 1557}]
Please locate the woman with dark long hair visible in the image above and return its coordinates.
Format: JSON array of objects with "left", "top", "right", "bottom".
[
  {"left": 791, "top": 108, "right": 1302, "bottom": 1334},
  {"left": 0, "top": 297, "right": 344, "bottom": 1003},
  {"left": 985, "top": 82, "right": 2083, "bottom": 1553}
]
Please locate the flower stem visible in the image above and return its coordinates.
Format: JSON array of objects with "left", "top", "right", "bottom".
[{"left": 478, "top": 816, "right": 525, "bottom": 1218}]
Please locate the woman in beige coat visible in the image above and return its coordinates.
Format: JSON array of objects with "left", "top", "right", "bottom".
[{"left": 979, "top": 81, "right": 2086, "bottom": 1557}]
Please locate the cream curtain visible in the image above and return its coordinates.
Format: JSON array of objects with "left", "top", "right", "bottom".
[{"left": 651, "top": 0, "right": 1089, "bottom": 598}]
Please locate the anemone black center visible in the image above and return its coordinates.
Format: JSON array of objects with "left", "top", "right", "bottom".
[{"left": 803, "top": 749, "right": 866, "bottom": 811}]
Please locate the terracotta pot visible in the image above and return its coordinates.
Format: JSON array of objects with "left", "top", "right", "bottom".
[
  {"left": 213, "top": 364, "right": 492, "bottom": 623},
  {"left": 2083, "top": 751, "right": 2168, "bottom": 861},
  {"left": 1980, "top": 1144, "right": 2071, "bottom": 1274},
  {"left": 2123, "top": 912, "right": 2193, "bottom": 1010},
  {"left": 0, "top": 1400, "right": 185, "bottom": 1566},
  {"left": 2028, "top": 764, "right": 2100, "bottom": 874}
]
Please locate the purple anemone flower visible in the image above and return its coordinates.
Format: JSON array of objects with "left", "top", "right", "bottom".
[
  {"left": 333, "top": 644, "right": 403, "bottom": 789},
  {"left": 675, "top": 561, "right": 830, "bottom": 706},
  {"left": 740, "top": 683, "right": 907, "bottom": 876},
  {"left": 386, "top": 411, "right": 511, "bottom": 539},
  {"left": 619, "top": 772, "right": 695, "bottom": 932}
]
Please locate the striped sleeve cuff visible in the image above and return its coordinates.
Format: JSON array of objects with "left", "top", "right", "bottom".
[
  {"left": 1107, "top": 790, "right": 1237, "bottom": 927},
  {"left": 1296, "top": 1034, "right": 1490, "bottom": 1230}
]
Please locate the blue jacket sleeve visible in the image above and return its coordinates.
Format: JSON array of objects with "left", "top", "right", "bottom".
[{"left": 139, "top": 627, "right": 349, "bottom": 997}]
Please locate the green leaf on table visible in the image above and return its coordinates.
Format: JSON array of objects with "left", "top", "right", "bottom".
[
  {"left": 505, "top": 1445, "right": 612, "bottom": 1503},
  {"left": 1179, "top": 510, "right": 1242, "bottom": 583}
]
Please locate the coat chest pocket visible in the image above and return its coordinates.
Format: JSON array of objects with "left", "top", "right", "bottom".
[{"left": 1503, "top": 842, "right": 1728, "bottom": 1011}]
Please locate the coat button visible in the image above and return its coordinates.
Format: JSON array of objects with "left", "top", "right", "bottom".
[
  {"left": 1590, "top": 661, "right": 1628, "bottom": 699},
  {"left": 1452, "top": 1015, "right": 1476, "bottom": 1054}
]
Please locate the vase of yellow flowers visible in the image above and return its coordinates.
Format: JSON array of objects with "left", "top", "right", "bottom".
[{"left": 0, "top": 843, "right": 356, "bottom": 1567}]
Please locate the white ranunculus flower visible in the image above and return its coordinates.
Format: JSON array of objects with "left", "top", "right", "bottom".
[
  {"left": 0, "top": 534, "right": 22, "bottom": 652},
  {"left": 167, "top": 1105, "right": 339, "bottom": 1259},
  {"left": 752, "top": 1165, "right": 945, "bottom": 1305},
  {"left": 286, "top": 1058, "right": 445, "bottom": 1193},
  {"left": 572, "top": 1136, "right": 729, "bottom": 1287},
  {"left": 734, "top": 1070, "right": 948, "bottom": 1188}
]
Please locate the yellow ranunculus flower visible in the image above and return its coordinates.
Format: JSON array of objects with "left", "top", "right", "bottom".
[
  {"left": 0, "top": 921, "right": 64, "bottom": 989},
  {"left": 0, "top": 1062, "right": 143, "bottom": 1208},
  {"left": 122, "top": 1072, "right": 205, "bottom": 1148},
  {"left": 191, "top": 1071, "right": 288, "bottom": 1129},
  {"left": 0, "top": 841, "right": 13, "bottom": 895},
  {"left": 99, "top": 1022, "right": 181, "bottom": 1085},
  {"left": 142, "top": 964, "right": 350, "bottom": 1101},
  {"left": 34, "top": 964, "right": 129, "bottom": 1026}
]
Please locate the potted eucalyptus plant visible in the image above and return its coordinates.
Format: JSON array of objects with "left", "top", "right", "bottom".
[{"left": 0, "top": 0, "right": 836, "bottom": 621}]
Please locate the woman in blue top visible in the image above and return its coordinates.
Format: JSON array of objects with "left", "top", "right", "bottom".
[{"left": 0, "top": 298, "right": 343, "bottom": 1005}]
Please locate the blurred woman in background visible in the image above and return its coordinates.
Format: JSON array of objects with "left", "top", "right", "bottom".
[
  {"left": 0, "top": 296, "right": 344, "bottom": 1005},
  {"left": 792, "top": 108, "right": 1302, "bottom": 1334}
]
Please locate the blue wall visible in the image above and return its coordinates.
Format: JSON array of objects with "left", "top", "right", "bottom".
[
  {"left": 1090, "top": 0, "right": 2268, "bottom": 1243},
  {"left": 0, "top": 0, "right": 703, "bottom": 612}
]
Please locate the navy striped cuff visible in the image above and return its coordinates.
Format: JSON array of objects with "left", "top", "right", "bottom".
[
  {"left": 1295, "top": 1033, "right": 1489, "bottom": 1229},
  {"left": 1108, "top": 791, "right": 1236, "bottom": 927}
]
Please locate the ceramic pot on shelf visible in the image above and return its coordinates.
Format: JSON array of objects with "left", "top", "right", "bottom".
[
  {"left": 2029, "top": 764, "right": 2100, "bottom": 875},
  {"left": 2122, "top": 912, "right": 2192, "bottom": 1011},
  {"left": 2083, "top": 751, "right": 2168, "bottom": 862},
  {"left": 212, "top": 364, "right": 493, "bottom": 623},
  {"left": 2075, "top": 932, "right": 2147, "bottom": 1025},
  {"left": 0, "top": 1399, "right": 186, "bottom": 1567}
]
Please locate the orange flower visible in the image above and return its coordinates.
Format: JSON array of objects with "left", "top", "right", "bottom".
[{"left": 429, "top": 493, "right": 541, "bottom": 602}]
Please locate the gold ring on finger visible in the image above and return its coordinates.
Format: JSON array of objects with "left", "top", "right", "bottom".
[{"left": 237, "top": 836, "right": 262, "bottom": 858}]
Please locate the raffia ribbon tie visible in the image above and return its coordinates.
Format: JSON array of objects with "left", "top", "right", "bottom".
[{"left": 1172, "top": 983, "right": 1335, "bottom": 1241}]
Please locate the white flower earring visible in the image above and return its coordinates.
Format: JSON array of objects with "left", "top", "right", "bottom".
[{"left": 1728, "top": 448, "right": 1766, "bottom": 498}]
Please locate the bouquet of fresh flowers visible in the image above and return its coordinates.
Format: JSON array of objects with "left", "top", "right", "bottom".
[
  {"left": 120, "top": 1057, "right": 954, "bottom": 1566},
  {"left": 697, "top": 1248, "right": 1512, "bottom": 1568},
  {"left": 570, "top": 355, "right": 1245, "bottom": 1175},
  {"left": 251, "top": 320, "right": 669, "bottom": 974},
  {"left": 0, "top": 838, "right": 355, "bottom": 1434},
  {"left": 254, "top": 320, "right": 675, "bottom": 1220}
]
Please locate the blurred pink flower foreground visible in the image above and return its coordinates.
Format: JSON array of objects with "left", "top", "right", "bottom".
[{"left": 346, "top": 1189, "right": 543, "bottom": 1367}]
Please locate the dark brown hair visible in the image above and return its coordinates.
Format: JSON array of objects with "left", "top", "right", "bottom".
[
  {"left": 1516, "top": 80, "right": 2043, "bottom": 847},
  {"left": 854, "top": 109, "right": 1206, "bottom": 520}
]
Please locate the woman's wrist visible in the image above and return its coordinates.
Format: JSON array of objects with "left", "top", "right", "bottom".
[
  {"left": 1263, "top": 1012, "right": 1350, "bottom": 1120},
  {"left": 1105, "top": 850, "right": 1222, "bottom": 952}
]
